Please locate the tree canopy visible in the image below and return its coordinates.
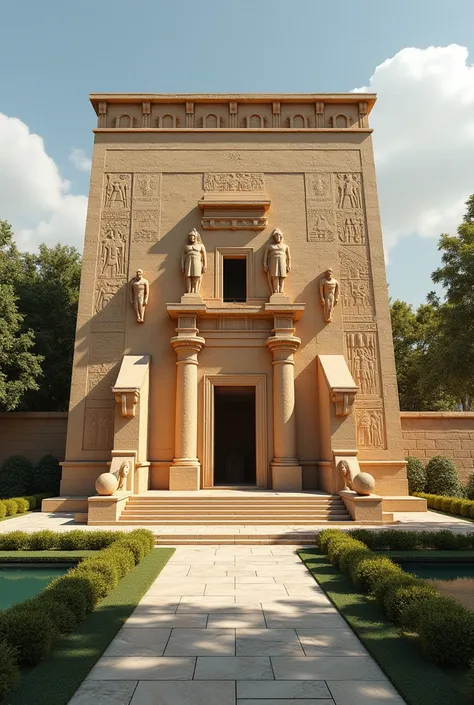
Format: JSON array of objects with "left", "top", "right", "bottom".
[
  {"left": 0, "top": 219, "right": 81, "bottom": 412},
  {"left": 391, "top": 195, "right": 474, "bottom": 411}
]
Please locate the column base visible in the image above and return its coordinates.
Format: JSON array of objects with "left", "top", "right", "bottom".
[
  {"left": 271, "top": 463, "right": 302, "bottom": 491},
  {"left": 169, "top": 463, "right": 201, "bottom": 491}
]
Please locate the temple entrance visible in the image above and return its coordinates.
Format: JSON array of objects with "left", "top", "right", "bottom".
[{"left": 213, "top": 386, "right": 256, "bottom": 485}]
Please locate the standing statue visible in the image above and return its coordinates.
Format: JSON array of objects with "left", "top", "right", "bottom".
[
  {"left": 130, "top": 269, "right": 149, "bottom": 323},
  {"left": 181, "top": 229, "right": 207, "bottom": 294},
  {"left": 263, "top": 228, "right": 291, "bottom": 295},
  {"left": 319, "top": 268, "right": 340, "bottom": 323}
]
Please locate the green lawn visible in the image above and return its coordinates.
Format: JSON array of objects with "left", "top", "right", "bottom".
[
  {"left": 298, "top": 548, "right": 471, "bottom": 705},
  {"left": 5, "top": 547, "right": 175, "bottom": 705}
]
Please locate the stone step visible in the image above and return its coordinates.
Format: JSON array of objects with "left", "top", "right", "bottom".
[
  {"left": 117, "top": 518, "right": 351, "bottom": 525},
  {"left": 153, "top": 536, "right": 316, "bottom": 545},
  {"left": 125, "top": 502, "right": 345, "bottom": 509}
]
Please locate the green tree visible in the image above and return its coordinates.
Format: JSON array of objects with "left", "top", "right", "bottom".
[
  {"left": 390, "top": 297, "right": 457, "bottom": 411},
  {"left": 431, "top": 195, "right": 474, "bottom": 410},
  {"left": 0, "top": 221, "right": 43, "bottom": 410},
  {"left": 17, "top": 243, "right": 81, "bottom": 411}
]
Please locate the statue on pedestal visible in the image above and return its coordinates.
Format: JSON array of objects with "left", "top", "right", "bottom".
[
  {"left": 130, "top": 269, "right": 149, "bottom": 323},
  {"left": 263, "top": 228, "right": 291, "bottom": 295},
  {"left": 181, "top": 229, "right": 207, "bottom": 294},
  {"left": 319, "top": 268, "right": 339, "bottom": 323}
]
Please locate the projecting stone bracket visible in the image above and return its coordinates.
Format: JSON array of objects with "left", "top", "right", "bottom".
[
  {"left": 331, "top": 388, "right": 357, "bottom": 417},
  {"left": 113, "top": 389, "right": 140, "bottom": 417}
]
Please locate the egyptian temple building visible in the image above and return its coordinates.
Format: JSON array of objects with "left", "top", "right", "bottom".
[{"left": 46, "top": 94, "right": 426, "bottom": 527}]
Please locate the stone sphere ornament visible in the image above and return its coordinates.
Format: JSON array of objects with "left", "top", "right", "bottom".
[
  {"left": 95, "top": 473, "right": 119, "bottom": 496},
  {"left": 352, "top": 472, "right": 376, "bottom": 496}
]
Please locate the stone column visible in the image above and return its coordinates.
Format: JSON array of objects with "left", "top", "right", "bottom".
[
  {"left": 266, "top": 334, "right": 302, "bottom": 491},
  {"left": 169, "top": 323, "right": 205, "bottom": 490}
]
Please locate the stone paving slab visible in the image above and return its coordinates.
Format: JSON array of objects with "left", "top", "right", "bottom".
[{"left": 67, "top": 545, "right": 408, "bottom": 704}]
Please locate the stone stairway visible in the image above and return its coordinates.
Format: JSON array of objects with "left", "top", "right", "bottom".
[{"left": 117, "top": 492, "right": 352, "bottom": 543}]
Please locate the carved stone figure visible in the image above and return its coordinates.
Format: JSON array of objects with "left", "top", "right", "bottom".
[
  {"left": 117, "top": 461, "right": 130, "bottom": 490},
  {"left": 338, "top": 459, "right": 353, "bottom": 490},
  {"left": 130, "top": 269, "right": 149, "bottom": 323},
  {"left": 181, "top": 229, "right": 207, "bottom": 294},
  {"left": 263, "top": 228, "right": 291, "bottom": 295},
  {"left": 319, "top": 269, "right": 340, "bottom": 323},
  {"left": 105, "top": 174, "right": 129, "bottom": 209}
]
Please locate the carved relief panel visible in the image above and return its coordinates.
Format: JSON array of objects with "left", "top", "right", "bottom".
[
  {"left": 83, "top": 408, "right": 114, "bottom": 451},
  {"left": 104, "top": 174, "right": 131, "bottom": 210},
  {"left": 355, "top": 406, "right": 386, "bottom": 449},
  {"left": 87, "top": 362, "right": 120, "bottom": 399},
  {"left": 337, "top": 211, "right": 366, "bottom": 245},
  {"left": 204, "top": 173, "right": 265, "bottom": 192},
  {"left": 133, "top": 173, "right": 160, "bottom": 203},
  {"left": 340, "top": 248, "right": 374, "bottom": 318},
  {"left": 345, "top": 331, "right": 379, "bottom": 395},
  {"left": 304, "top": 173, "right": 336, "bottom": 243},
  {"left": 336, "top": 173, "right": 362, "bottom": 209}
]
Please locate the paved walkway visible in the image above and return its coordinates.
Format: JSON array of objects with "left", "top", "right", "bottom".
[
  {"left": 68, "top": 546, "right": 406, "bottom": 705},
  {"left": 0, "top": 509, "right": 472, "bottom": 541}
]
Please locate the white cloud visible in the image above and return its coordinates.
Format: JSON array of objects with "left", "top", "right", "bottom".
[
  {"left": 354, "top": 44, "right": 474, "bottom": 254},
  {"left": 0, "top": 114, "right": 87, "bottom": 252},
  {"left": 69, "top": 147, "right": 92, "bottom": 172}
]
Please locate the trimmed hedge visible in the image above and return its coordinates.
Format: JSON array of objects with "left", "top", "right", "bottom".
[
  {"left": 30, "top": 454, "right": 61, "bottom": 495},
  {"left": 414, "top": 492, "right": 474, "bottom": 521},
  {"left": 0, "top": 492, "right": 52, "bottom": 521},
  {"left": 317, "top": 528, "right": 474, "bottom": 670},
  {"left": 0, "top": 529, "right": 155, "bottom": 698},
  {"left": 406, "top": 456, "right": 427, "bottom": 494},
  {"left": 0, "top": 456, "right": 34, "bottom": 499},
  {"left": 348, "top": 527, "right": 474, "bottom": 550},
  {"left": 0, "top": 529, "right": 123, "bottom": 552}
]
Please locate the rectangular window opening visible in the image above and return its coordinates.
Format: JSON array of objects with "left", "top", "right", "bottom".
[{"left": 223, "top": 258, "right": 247, "bottom": 302}]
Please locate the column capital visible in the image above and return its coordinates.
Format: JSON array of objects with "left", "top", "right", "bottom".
[
  {"left": 266, "top": 334, "right": 301, "bottom": 358},
  {"left": 171, "top": 335, "right": 205, "bottom": 358}
]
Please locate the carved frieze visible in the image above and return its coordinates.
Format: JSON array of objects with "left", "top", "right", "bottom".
[
  {"left": 104, "top": 174, "right": 131, "bottom": 210},
  {"left": 340, "top": 248, "right": 369, "bottom": 281},
  {"left": 307, "top": 208, "right": 335, "bottom": 242},
  {"left": 201, "top": 216, "right": 267, "bottom": 231},
  {"left": 356, "top": 409, "right": 386, "bottom": 449},
  {"left": 83, "top": 408, "right": 114, "bottom": 451},
  {"left": 337, "top": 210, "right": 366, "bottom": 245},
  {"left": 345, "top": 332, "right": 379, "bottom": 395},
  {"left": 87, "top": 362, "right": 119, "bottom": 397},
  {"left": 336, "top": 173, "right": 362, "bottom": 209},
  {"left": 132, "top": 209, "right": 160, "bottom": 243},
  {"left": 341, "top": 280, "right": 373, "bottom": 317},
  {"left": 203, "top": 173, "right": 265, "bottom": 192}
]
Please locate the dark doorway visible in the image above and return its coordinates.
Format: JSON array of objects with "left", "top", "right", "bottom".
[
  {"left": 223, "top": 258, "right": 247, "bottom": 302},
  {"left": 214, "top": 386, "right": 256, "bottom": 485}
]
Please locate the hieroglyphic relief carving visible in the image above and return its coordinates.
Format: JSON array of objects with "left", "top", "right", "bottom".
[
  {"left": 356, "top": 409, "right": 386, "bottom": 449},
  {"left": 305, "top": 173, "right": 333, "bottom": 203},
  {"left": 337, "top": 211, "right": 365, "bottom": 245},
  {"left": 132, "top": 209, "right": 160, "bottom": 243},
  {"left": 201, "top": 216, "right": 267, "bottom": 231},
  {"left": 203, "top": 173, "right": 265, "bottom": 192},
  {"left": 134, "top": 173, "right": 160, "bottom": 202},
  {"left": 104, "top": 174, "right": 131, "bottom": 209},
  {"left": 307, "top": 209, "right": 335, "bottom": 242},
  {"left": 99, "top": 227, "right": 128, "bottom": 276},
  {"left": 340, "top": 248, "right": 373, "bottom": 317},
  {"left": 87, "top": 362, "right": 119, "bottom": 396},
  {"left": 83, "top": 408, "right": 114, "bottom": 451},
  {"left": 345, "top": 332, "right": 379, "bottom": 395},
  {"left": 337, "top": 173, "right": 362, "bottom": 209},
  {"left": 95, "top": 279, "right": 126, "bottom": 315}
]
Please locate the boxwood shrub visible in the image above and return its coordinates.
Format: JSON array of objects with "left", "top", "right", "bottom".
[
  {"left": 314, "top": 529, "right": 474, "bottom": 671},
  {"left": 344, "top": 526, "right": 474, "bottom": 550},
  {"left": 405, "top": 455, "right": 427, "bottom": 494},
  {"left": 0, "top": 456, "right": 34, "bottom": 499},
  {"left": 0, "top": 639, "right": 20, "bottom": 700},
  {"left": 0, "top": 528, "right": 155, "bottom": 695},
  {"left": 415, "top": 491, "right": 474, "bottom": 521},
  {"left": 425, "top": 455, "right": 462, "bottom": 497}
]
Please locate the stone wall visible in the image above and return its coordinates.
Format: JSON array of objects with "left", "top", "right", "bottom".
[
  {"left": 401, "top": 412, "right": 474, "bottom": 483},
  {"left": 0, "top": 413, "right": 68, "bottom": 465}
]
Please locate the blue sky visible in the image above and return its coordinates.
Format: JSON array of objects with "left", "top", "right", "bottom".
[{"left": 2, "top": 0, "right": 474, "bottom": 306}]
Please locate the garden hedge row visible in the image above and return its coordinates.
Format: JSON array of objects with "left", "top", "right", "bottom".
[
  {"left": 0, "top": 454, "right": 62, "bottom": 499},
  {"left": 413, "top": 492, "right": 474, "bottom": 520},
  {"left": 315, "top": 529, "right": 474, "bottom": 677},
  {"left": 0, "top": 529, "right": 155, "bottom": 700},
  {"left": 0, "top": 493, "right": 52, "bottom": 521},
  {"left": 346, "top": 527, "right": 474, "bottom": 550}
]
